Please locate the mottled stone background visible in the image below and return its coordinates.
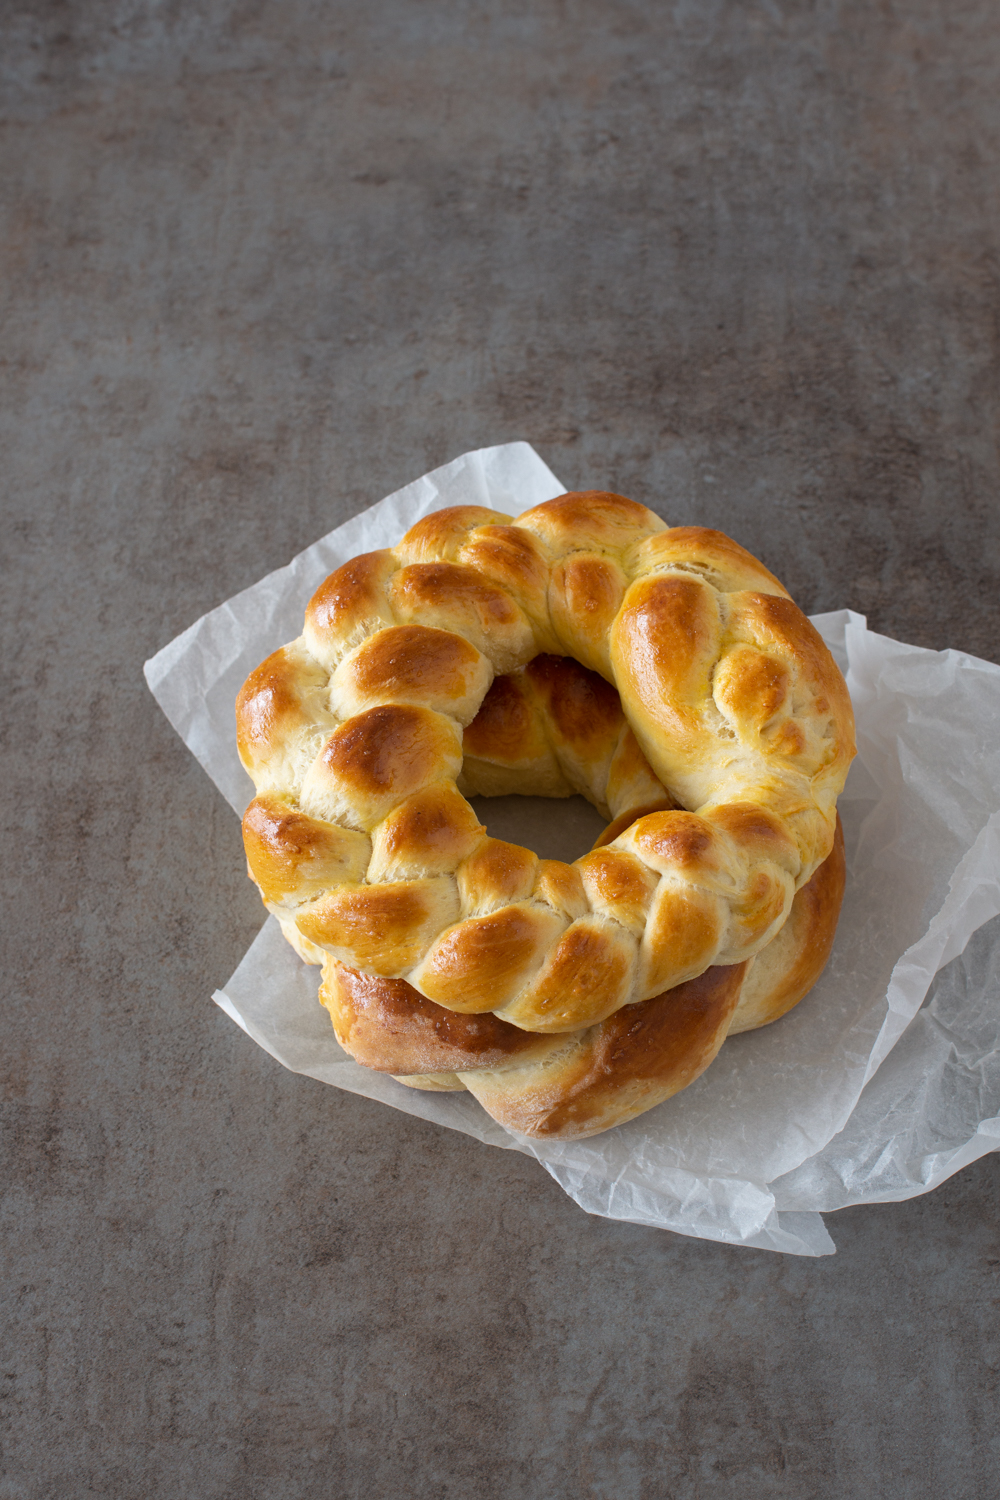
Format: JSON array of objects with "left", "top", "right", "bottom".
[{"left": 3, "top": 2, "right": 999, "bottom": 1495}]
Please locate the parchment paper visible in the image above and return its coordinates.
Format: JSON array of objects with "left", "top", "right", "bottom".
[{"left": 145, "top": 442, "right": 1000, "bottom": 1256}]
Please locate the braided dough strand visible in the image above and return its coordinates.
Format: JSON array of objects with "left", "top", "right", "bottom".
[{"left": 321, "top": 820, "right": 846, "bottom": 1139}]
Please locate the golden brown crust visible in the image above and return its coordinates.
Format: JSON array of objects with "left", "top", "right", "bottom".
[
  {"left": 320, "top": 962, "right": 558, "bottom": 1074},
  {"left": 464, "top": 961, "right": 749, "bottom": 1139},
  {"left": 549, "top": 552, "right": 628, "bottom": 675},
  {"left": 637, "top": 879, "right": 727, "bottom": 996},
  {"left": 605, "top": 731, "right": 678, "bottom": 820},
  {"left": 500, "top": 915, "right": 637, "bottom": 1031},
  {"left": 461, "top": 672, "right": 546, "bottom": 768},
  {"left": 389, "top": 562, "right": 534, "bottom": 672},
  {"left": 412, "top": 901, "right": 567, "bottom": 1013},
  {"left": 303, "top": 550, "right": 398, "bottom": 668},
  {"left": 612, "top": 574, "right": 724, "bottom": 756},
  {"left": 457, "top": 524, "right": 554, "bottom": 644},
  {"left": 728, "top": 816, "right": 846, "bottom": 1034},
  {"left": 238, "top": 491, "right": 855, "bottom": 1136},
  {"left": 242, "top": 795, "right": 371, "bottom": 907},
  {"left": 395, "top": 506, "right": 512, "bottom": 564},
  {"left": 534, "top": 859, "right": 588, "bottom": 922},
  {"left": 368, "top": 783, "right": 484, "bottom": 882},
  {"left": 628, "top": 527, "right": 790, "bottom": 596},
  {"left": 299, "top": 705, "right": 463, "bottom": 830},
  {"left": 457, "top": 837, "right": 538, "bottom": 911},
  {"left": 591, "top": 799, "right": 682, "bottom": 849},
  {"left": 516, "top": 490, "right": 665, "bottom": 556},
  {"left": 297, "top": 876, "right": 459, "bottom": 976},
  {"left": 576, "top": 848, "right": 659, "bottom": 935},
  {"left": 331, "top": 625, "right": 490, "bottom": 724},
  {"left": 235, "top": 643, "right": 332, "bottom": 784}
]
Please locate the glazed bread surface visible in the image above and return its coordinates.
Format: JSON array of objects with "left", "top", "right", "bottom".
[{"left": 236, "top": 491, "right": 855, "bottom": 1135}]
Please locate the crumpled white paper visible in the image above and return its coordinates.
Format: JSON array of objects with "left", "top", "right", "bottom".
[{"left": 145, "top": 442, "right": 1000, "bottom": 1256}]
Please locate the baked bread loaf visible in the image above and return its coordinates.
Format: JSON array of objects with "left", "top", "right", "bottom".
[{"left": 237, "top": 491, "right": 855, "bottom": 1137}]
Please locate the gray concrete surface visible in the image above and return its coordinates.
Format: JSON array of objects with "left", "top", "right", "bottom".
[{"left": 3, "top": 2, "right": 1000, "bottom": 1495}]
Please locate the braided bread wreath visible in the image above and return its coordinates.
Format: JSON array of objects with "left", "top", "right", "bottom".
[{"left": 236, "top": 491, "right": 855, "bottom": 1140}]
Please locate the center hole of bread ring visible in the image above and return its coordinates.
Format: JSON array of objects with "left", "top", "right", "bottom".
[
  {"left": 458, "top": 654, "right": 681, "bottom": 860},
  {"left": 466, "top": 792, "right": 609, "bottom": 864}
]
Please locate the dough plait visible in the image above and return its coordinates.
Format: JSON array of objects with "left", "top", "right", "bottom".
[
  {"left": 320, "top": 812, "right": 845, "bottom": 1139},
  {"left": 236, "top": 491, "right": 855, "bottom": 1135}
]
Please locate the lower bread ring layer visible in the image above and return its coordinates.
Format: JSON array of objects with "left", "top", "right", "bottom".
[{"left": 321, "top": 819, "right": 845, "bottom": 1139}]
